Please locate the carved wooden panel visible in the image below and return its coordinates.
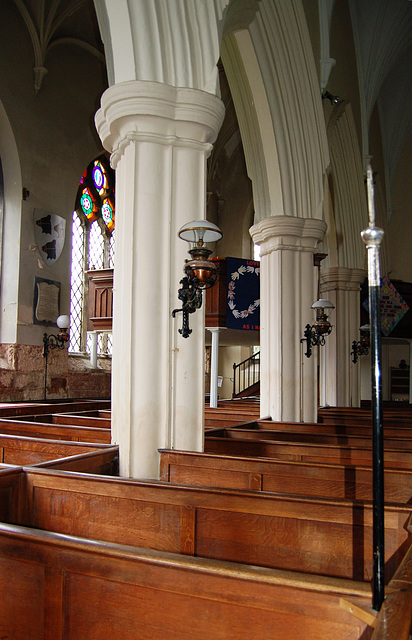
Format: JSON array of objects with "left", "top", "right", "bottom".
[{"left": 85, "top": 269, "right": 114, "bottom": 331}]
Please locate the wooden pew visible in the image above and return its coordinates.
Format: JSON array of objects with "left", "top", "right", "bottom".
[
  {"left": 0, "top": 521, "right": 374, "bottom": 639},
  {"left": 0, "top": 417, "right": 111, "bottom": 443},
  {"left": 206, "top": 426, "right": 412, "bottom": 451},
  {"left": 15, "top": 468, "right": 412, "bottom": 582},
  {"left": 0, "top": 466, "right": 22, "bottom": 522},
  {"left": 0, "top": 399, "right": 111, "bottom": 419},
  {"left": 32, "top": 445, "right": 119, "bottom": 475},
  {"left": 258, "top": 419, "right": 412, "bottom": 439},
  {"left": 159, "top": 449, "right": 412, "bottom": 505},
  {"left": 371, "top": 519, "right": 412, "bottom": 639},
  {"left": 204, "top": 435, "right": 412, "bottom": 469},
  {"left": 318, "top": 407, "right": 412, "bottom": 428},
  {"left": 0, "top": 434, "right": 113, "bottom": 466},
  {"left": 50, "top": 413, "right": 111, "bottom": 428}
]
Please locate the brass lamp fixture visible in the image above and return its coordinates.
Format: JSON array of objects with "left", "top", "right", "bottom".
[
  {"left": 301, "top": 253, "right": 334, "bottom": 358},
  {"left": 301, "top": 299, "right": 335, "bottom": 358},
  {"left": 43, "top": 315, "right": 70, "bottom": 399},
  {"left": 172, "top": 220, "right": 222, "bottom": 338},
  {"left": 351, "top": 324, "right": 370, "bottom": 364}
]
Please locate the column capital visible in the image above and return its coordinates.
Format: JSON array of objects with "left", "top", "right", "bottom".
[
  {"left": 250, "top": 215, "right": 327, "bottom": 255},
  {"left": 321, "top": 267, "right": 367, "bottom": 292},
  {"left": 95, "top": 80, "right": 225, "bottom": 168}
]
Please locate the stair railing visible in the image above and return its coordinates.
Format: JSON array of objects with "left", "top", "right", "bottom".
[{"left": 232, "top": 351, "right": 260, "bottom": 397}]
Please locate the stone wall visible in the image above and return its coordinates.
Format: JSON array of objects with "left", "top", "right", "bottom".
[{"left": 0, "top": 344, "right": 111, "bottom": 402}]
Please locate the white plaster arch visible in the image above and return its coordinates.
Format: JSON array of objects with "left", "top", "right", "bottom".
[
  {"left": 222, "top": 0, "right": 329, "bottom": 224},
  {"left": 324, "top": 100, "right": 367, "bottom": 270},
  {"left": 0, "top": 100, "right": 22, "bottom": 343},
  {"left": 94, "top": 0, "right": 230, "bottom": 93}
]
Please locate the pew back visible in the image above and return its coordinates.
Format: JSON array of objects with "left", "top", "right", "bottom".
[
  {"left": 159, "top": 449, "right": 412, "bottom": 504},
  {"left": 14, "top": 468, "right": 411, "bottom": 582},
  {"left": 0, "top": 521, "right": 373, "bottom": 640}
]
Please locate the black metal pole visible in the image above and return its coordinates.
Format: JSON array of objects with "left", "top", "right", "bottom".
[{"left": 362, "top": 166, "right": 385, "bottom": 611}]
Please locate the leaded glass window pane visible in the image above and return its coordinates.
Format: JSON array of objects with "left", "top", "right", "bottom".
[
  {"left": 69, "top": 212, "right": 86, "bottom": 352},
  {"left": 69, "top": 154, "right": 115, "bottom": 355}
]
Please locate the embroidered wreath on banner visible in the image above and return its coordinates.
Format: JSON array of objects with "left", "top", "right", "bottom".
[{"left": 227, "top": 264, "right": 260, "bottom": 319}]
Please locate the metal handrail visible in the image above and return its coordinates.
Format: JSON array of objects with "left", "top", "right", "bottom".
[{"left": 232, "top": 351, "right": 260, "bottom": 397}]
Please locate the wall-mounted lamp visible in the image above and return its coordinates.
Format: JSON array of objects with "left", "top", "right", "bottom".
[
  {"left": 322, "top": 90, "right": 340, "bottom": 105},
  {"left": 351, "top": 324, "right": 370, "bottom": 364},
  {"left": 301, "top": 299, "right": 335, "bottom": 358},
  {"left": 300, "top": 253, "right": 334, "bottom": 358},
  {"left": 172, "top": 220, "right": 222, "bottom": 338},
  {"left": 43, "top": 315, "right": 70, "bottom": 399}
]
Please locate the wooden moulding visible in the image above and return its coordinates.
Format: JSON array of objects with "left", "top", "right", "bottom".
[
  {"left": 0, "top": 418, "right": 111, "bottom": 444},
  {"left": 0, "top": 522, "right": 373, "bottom": 639},
  {"left": 158, "top": 449, "right": 412, "bottom": 504},
  {"left": 13, "top": 468, "right": 412, "bottom": 583},
  {"left": 370, "top": 519, "right": 412, "bottom": 639}
]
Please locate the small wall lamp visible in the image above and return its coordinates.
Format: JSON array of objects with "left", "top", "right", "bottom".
[
  {"left": 351, "top": 324, "right": 370, "bottom": 364},
  {"left": 172, "top": 220, "right": 222, "bottom": 338},
  {"left": 301, "top": 299, "right": 335, "bottom": 358},
  {"left": 43, "top": 315, "right": 70, "bottom": 399}
]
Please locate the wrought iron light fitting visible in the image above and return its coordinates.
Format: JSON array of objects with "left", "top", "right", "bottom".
[
  {"left": 351, "top": 324, "right": 370, "bottom": 364},
  {"left": 172, "top": 220, "right": 222, "bottom": 338},
  {"left": 43, "top": 315, "right": 70, "bottom": 400},
  {"left": 301, "top": 299, "right": 335, "bottom": 358}
]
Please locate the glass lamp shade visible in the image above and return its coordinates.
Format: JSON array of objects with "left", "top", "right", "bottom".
[
  {"left": 311, "top": 299, "right": 334, "bottom": 310},
  {"left": 178, "top": 220, "right": 222, "bottom": 245},
  {"left": 311, "top": 299, "right": 334, "bottom": 336},
  {"left": 57, "top": 315, "right": 70, "bottom": 329}
]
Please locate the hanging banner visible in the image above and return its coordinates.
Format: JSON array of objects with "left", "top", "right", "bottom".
[
  {"left": 363, "top": 275, "right": 409, "bottom": 336},
  {"left": 226, "top": 257, "right": 260, "bottom": 330}
]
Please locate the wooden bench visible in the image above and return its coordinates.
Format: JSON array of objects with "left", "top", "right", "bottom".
[
  {"left": 206, "top": 425, "right": 412, "bottom": 451},
  {"left": 159, "top": 449, "right": 412, "bottom": 505},
  {"left": 0, "top": 434, "right": 114, "bottom": 466},
  {"left": 371, "top": 519, "right": 412, "bottom": 639},
  {"left": 0, "top": 400, "right": 111, "bottom": 419},
  {"left": 32, "top": 445, "right": 119, "bottom": 475},
  {"left": 257, "top": 419, "right": 412, "bottom": 439},
  {"left": 204, "top": 435, "right": 412, "bottom": 469},
  {"left": 0, "top": 466, "right": 22, "bottom": 522},
  {"left": 0, "top": 521, "right": 374, "bottom": 639},
  {"left": 318, "top": 407, "right": 412, "bottom": 428},
  {"left": 0, "top": 417, "right": 111, "bottom": 443},
  {"left": 13, "top": 468, "right": 412, "bottom": 582},
  {"left": 50, "top": 413, "right": 111, "bottom": 428}
]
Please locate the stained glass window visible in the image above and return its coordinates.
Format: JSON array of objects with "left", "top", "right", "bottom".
[{"left": 69, "top": 154, "right": 115, "bottom": 355}]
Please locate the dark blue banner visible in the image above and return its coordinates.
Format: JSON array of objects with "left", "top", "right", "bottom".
[{"left": 226, "top": 257, "right": 260, "bottom": 330}]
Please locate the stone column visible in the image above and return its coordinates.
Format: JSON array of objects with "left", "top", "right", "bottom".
[
  {"left": 250, "top": 216, "right": 327, "bottom": 423},
  {"left": 95, "top": 80, "right": 225, "bottom": 478},
  {"left": 320, "top": 267, "right": 367, "bottom": 407},
  {"left": 208, "top": 328, "right": 220, "bottom": 408}
]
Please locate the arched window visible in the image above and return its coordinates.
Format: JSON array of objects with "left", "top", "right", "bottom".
[{"left": 69, "top": 154, "right": 115, "bottom": 355}]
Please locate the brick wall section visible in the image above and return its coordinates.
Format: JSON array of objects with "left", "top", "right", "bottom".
[{"left": 0, "top": 344, "right": 111, "bottom": 401}]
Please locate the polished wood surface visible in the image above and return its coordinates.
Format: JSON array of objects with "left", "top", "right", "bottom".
[
  {"left": 0, "top": 434, "right": 112, "bottom": 465},
  {"left": 0, "top": 417, "right": 111, "bottom": 443},
  {"left": 1, "top": 400, "right": 412, "bottom": 636},
  {"left": 159, "top": 449, "right": 412, "bottom": 504},
  {"left": 12, "top": 468, "right": 410, "bottom": 582},
  {"left": 205, "top": 435, "right": 412, "bottom": 468},
  {"left": 0, "top": 521, "right": 373, "bottom": 640}
]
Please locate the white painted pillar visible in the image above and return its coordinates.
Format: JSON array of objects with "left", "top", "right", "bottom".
[
  {"left": 89, "top": 332, "right": 98, "bottom": 369},
  {"left": 320, "top": 268, "right": 366, "bottom": 407},
  {"left": 95, "top": 81, "right": 224, "bottom": 478},
  {"left": 208, "top": 328, "right": 220, "bottom": 408},
  {"left": 250, "top": 216, "right": 327, "bottom": 423}
]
